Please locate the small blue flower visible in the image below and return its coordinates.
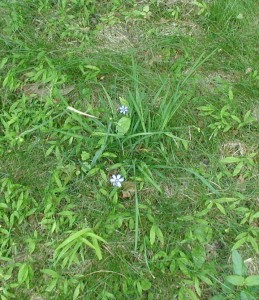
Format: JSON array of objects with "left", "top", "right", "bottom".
[
  {"left": 118, "top": 106, "right": 129, "bottom": 115},
  {"left": 110, "top": 174, "right": 124, "bottom": 187}
]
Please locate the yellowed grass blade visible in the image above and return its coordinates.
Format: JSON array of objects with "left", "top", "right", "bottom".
[{"left": 67, "top": 106, "right": 97, "bottom": 118}]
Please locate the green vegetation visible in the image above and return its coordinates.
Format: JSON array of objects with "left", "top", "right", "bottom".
[{"left": 0, "top": 0, "right": 258, "bottom": 299}]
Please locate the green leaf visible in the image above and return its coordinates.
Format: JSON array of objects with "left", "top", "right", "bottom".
[
  {"left": 116, "top": 117, "right": 131, "bottom": 135},
  {"left": 46, "top": 279, "right": 58, "bottom": 292},
  {"left": 73, "top": 283, "right": 81, "bottom": 300},
  {"left": 228, "top": 88, "right": 234, "bottom": 101},
  {"left": 247, "top": 235, "right": 259, "bottom": 253},
  {"left": 231, "top": 115, "right": 241, "bottom": 123},
  {"left": 192, "top": 245, "right": 206, "bottom": 268},
  {"left": 67, "top": 243, "right": 81, "bottom": 267},
  {"left": 87, "top": 167, "right": 100, "bottom": 177},
  {"left": 18, "top": 263, "right": 29, "bottom": 284},
  {"left": 101, "top": 152, "right": 117, "bottom": 158},
  {"left": 141, "top": 279, "right": 151, "bottom": 291},
  {"left": 232, "top": 237, "right": 247, "bottom": 250},
  {"left": 225, "top": 275, "right": 245, "bottom": 286},
  {"left": 156, "top": 225, "right": 164, "bottom": 246},
  {"left": 41, "top": 269, "right": 60, "bottom": 278},
  {"left": 81, "top": 151, "right": 90, "bottom": 161},
  {"left": 194, "top": 276, "right": 201, "bottom": 296},
  {"left": 243, "top": 110, "right": 252, "bottom": 122},
  {"left": 220, "top": 157, "right": 241, "bottom": 164},
  {"left": 232, "top": 250, "right": 246, "bottom": 276},
  {"left": 251, "top": 212, "right": 259, "bottom": 220},
  {"left": 215, "top": 203, "right": 226, "bottom": 215},
  {"left": 91, "top": 237, "right": 103, "bottom": 260},
  {"left": 45, "top": 145, "right": 55, "bottom": 157},
  {"left": 198, "top": 275, "right": 213, "bottom": 285},
  {"left": 119, "top": 97, "right": 129, "bottom": 107},
  {"left": 55, "top": 228, "right": 92, "bottom": 252},
  {"left": 223, "top": 124, "right": 232, "bottom": 132},
  {"left": 186, "top": 288, "right": 199, "bottom": 300},
  {"left": 178, "top": 259, "right": 192, "bottom": 276},
  {"left": 0, "top": 57, "right": 8, "bottom": 69},
  {"left": 215, "top": 197, "right": 238, "bottom": 204},
  {"left": 107, "top": 163, "right": 123, "bottom": 171},
  {"left": 233, "top": 162, "right": 244, "bottom": 176},
  {"left": 197, "top": 105, "right": 215, "bottom": 112},
  {"left": 181, "top": 139, "right": 189, "bottom": 150},
  {"left": 0, "top": 203, "right": 8, "bottom": 209},
  {"left": 85, "top": 65, "right": 100, "bottom": 71},
  {"left": 150, "top": 224, "right": 156, "bottom": 246},
  {"left": 136, "top": 281, "right": 142, "bottom": 295},
  {"left": 236, "top": 232, "right": 248, "bottom": 240},
  {"left": 54, "top": 173, "right": 63, "bottom": 189},
  {"left": 240, "top": 290, "right": 255, "bottom": 300},
  {"left": 55, "top": 242, "right": 76, "bottom": 263},
  {"left": 143, "top": 5, "right": 150, "bottom": 13},
  {"left": 245, "top": 275, "right": 259, "bottom": 286},
  {"left": 84, "top": 232, "right": 106, "bottom": 243}
]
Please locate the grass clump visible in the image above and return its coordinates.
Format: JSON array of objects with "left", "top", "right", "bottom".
[{"left": 0, "top": 0, "right": 258, "bottom": 299}]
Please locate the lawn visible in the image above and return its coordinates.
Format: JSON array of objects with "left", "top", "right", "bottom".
[{"left": 0, "top": 0, "right": 259, "bottom": 299}]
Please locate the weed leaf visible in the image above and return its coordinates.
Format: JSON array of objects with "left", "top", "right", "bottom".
[
  {"left": 244, "top": 275, "right": 259, "bottom": 286},
  {"left": 232, "top": 250, "right": 246, "bottom": 276},
  {"left": 117, "top": 117, "right": 131, "bottom": 135},
  {"left": 225, "top": 275, "right": 245, "bottom": 286}
]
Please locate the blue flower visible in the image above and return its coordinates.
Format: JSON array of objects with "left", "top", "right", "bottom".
[
  {"left": 110, "top": 174, "right": 124, "bottom": 187},
  {"left": 118, "top": 106, "right": 129, "bottom": 115}
]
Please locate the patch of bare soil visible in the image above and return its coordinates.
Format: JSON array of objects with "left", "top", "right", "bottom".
[
  {"left": 96, "top": 23, "right": 136, "bottom": 50},
  {"left": 157, "top": 19, "right": 204, "bottom": 37}
]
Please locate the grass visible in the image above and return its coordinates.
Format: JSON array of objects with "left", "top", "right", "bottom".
[{"left": 0, "top": 0, "right": 259, "bottom": 299}]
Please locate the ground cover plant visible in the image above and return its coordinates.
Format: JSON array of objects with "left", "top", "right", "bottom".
[{"left": 0, "top": 0, "right": 258, "bottom": 299}]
